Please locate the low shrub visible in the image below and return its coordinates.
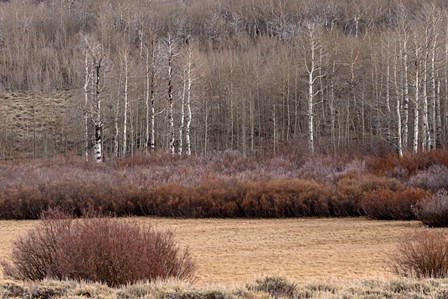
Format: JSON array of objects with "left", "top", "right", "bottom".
[
  {"left": 391, "top": 229, "right": 448, "bottom": 278},
  {"left": 241, "top": 180, "right": 332, "bottom": 217},
  {"left": 333, "top": 175, "right": 403, "bottom": 216},
  {"left": 360, "top": 188, "right": 430, "bottom": 220},
  {"left": 413, "top": 190, "right": 448, "bottom": 227},
  {"left": 408, "top": 165, "right": 448, "bottom": 192},
  {"left": 247, "top": 277, "right": 299, "bottom": 298},
  {"left": 367, "top": 149, "right": 448, "bottom": 177},
  {"left": 1, "top": 210, "right": 196, "bottom": 287},
  {"left": 141, "top": 179, "right": 333, "bottom": 218}
]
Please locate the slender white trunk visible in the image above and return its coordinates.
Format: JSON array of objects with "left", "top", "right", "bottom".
[
  {"left": 413, "top": 52, "right": 420, "bottom": 153},
  {"left": 167, "top": 36, "right": 175, "bottom": 155},
  {"left": 394, "top": 50, "right": 403, "bottom": 157},
  {"left": 386, "top": 53, "right": 391, "bottom": 142},
  {"left": 431, "top": 29, "right": 438, "bottom": 148},
  {"left": 329, "top": 60, "right": 336, "bottom": 153},
  {"left": 122, "top": 52, "right": 129, "bottom": 156},
  {"left": 151, "top": 87, "right": 155, "bottom": 152},
  {"left": 436, "top": 76, "right": 442, "bottom": 147},
  {"left": 145, "top": 48, "right": 150, "bottom": 152},
  {"left": 83, "top": 50, "right": 89, "bottom": 162},
  {"left": 114, "top": 66, "right": 121, "bottom": 158},
  {"left": 179, "top": 70, "right": 186, "bottom": 156},
  {"left": 273, "top": 103, "right": 277, "bottom": 155},
  {"left": 403, "top": 36, "right": 410, "bottom": 151},
  {"left": 185, "top": 46, "right": 193, "bottom": 156},
  {"left": 93, "top": 59, "right": 103, "bottom": 162},
  {"left": 422, "top": 48, "right": 429, "bottom": 151},
  {"left": 306, "top": 26, "right": 318, "bottom": 155}
]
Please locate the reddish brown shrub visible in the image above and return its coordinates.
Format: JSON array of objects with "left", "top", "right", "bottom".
[
  {"left": 1, "top": 210, "right": 196, "bottom": 286},
  {"left": 360, "top": 188, "right": 430, "bottom": 220},
  {"left": 367, "top": 149, "right": 448, "bottom": 177},
  {"left": 391, "top": 229, "right": 448, "bottom": 278},
  {"left": 413, "top": 190, "right": 448, "bottom": 227},
  {"left": 241, "top": 180, "right": 332, "bottom": 217},
  {"left": 333, "top": 175, "right": 403, "bottom": 216}
]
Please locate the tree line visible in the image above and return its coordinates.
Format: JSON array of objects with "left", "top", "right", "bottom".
[{"left": 1, "top": 0, "right": 448, "bottom": 159}]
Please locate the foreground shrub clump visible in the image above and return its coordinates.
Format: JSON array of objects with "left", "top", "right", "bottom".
[
  {"left": 3, "top": 276, "right": 448, "bottom": 299},
  {"left": 391, "top": 229, "right": 448, "bottom": 278},
  {"left": 1, "top": 211, "right": 195, "bottom": 287},
  {"left": 413, "top": 190, "right": 448, "bottom": 227},
  {"left": 360, "top": 188, "right": 430, "bottom": 220}
]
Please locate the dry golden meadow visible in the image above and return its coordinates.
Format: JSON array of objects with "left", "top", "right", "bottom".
[{"left": 0, "top": 217, "right": 425, "bottom": 286}]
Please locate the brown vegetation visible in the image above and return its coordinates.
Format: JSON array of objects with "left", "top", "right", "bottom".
[
  {"left": 360, "top": 188, "right": 430, "bottom": 220},
  {"left": 1, "top": 151, "right": 448, "bottom": 221},
  {"left": 1, "top": 211, "right": 195, "bottom": 287},
  {"left": 391, "top": 229, "right": 448, "bottom": 278},
  {"left": 413, "top": 190, "right": 448, "bottom": 227}
]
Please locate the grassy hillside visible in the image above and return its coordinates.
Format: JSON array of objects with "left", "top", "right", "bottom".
[{"left": 0, "top": 91, "right": 75, "bottom": 158}]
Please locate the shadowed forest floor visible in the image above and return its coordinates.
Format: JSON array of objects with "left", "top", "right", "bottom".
[{"left": 0, "top": 218, "right": 425, "bottom": 286}]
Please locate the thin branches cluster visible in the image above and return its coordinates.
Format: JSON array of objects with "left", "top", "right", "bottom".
[{"left": 1, "top": 0, "right": 448, "bottom": 158}]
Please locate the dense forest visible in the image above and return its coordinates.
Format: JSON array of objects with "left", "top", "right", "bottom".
[{"left": 1, "top": 0, "right": 448, "bottom": 159}]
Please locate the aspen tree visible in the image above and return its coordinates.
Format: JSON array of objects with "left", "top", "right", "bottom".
[{"left": 303, "top": 22, "right": 323, "bottom": 155}]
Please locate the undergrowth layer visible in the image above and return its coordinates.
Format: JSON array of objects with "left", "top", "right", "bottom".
[
  {"left": 1, "top": 276, "right": 448, "bottom": 299},
  {"left": 1, "top": 150, "right": 448, "bottom": 221}
]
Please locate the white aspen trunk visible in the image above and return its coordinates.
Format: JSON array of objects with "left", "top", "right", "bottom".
[
  {"left": 403, "top": 36, "right": 410, "bottom": 151},
  {"left": 431, "top": 29, "right": 438, "bottom": 148},
  {"left": 422, "top": 49, "right": 429, "bottom": 151},
  {"left": 122, "top": 52, "right": 129, "bottom": 157},
  {"left": 306, "top": 26, "right": 317, "bottom": 155},
  {"left": 149, "top": 44, "right": 156, "bottom": 152},
  {"left": 93, "top": 59, "right": 103, "bottom": 162},
  {"left": 394, "top": 51, "right": 403, "bottom": 157},
  {"left": 286, "top": 65, "right": 291, "bottom": 142},
  {"left": 444, "top": 21, "right": 448, "bottom": 146},
  {"left": 204, "top": 91, "right": 208, "bottom": 155},
  {"left": 114, "top": 99, "right": 119, "bottom": 158},
  {"left": 145, "top": 48, "right": 150, "bottom": 152},
  {"left": 179, "top": 69, "right": 186, "bottom": 156},
  {"left": 413, "top": 54, "right": 420, "bottom": 153},
  {"left": 436, "top": 76, "right": 442, "bottom": 147},
  {"left": 167, "top": 36, "right": 175, "bottom": 155},
  {"left": 273, "top": 103, "right": 277, "bottom": 155},
  {"left": 329, "top": 61, "right": 336, "bottom": 154},
  {"left": 308, "top": 63, "right": 315, "bottom": 155},
  {"left": 242, "top": 91, "right": 247, "bottom": 156},
  {"left": 385, "top": 53, "right": 391, "bottom": 142},
  {"left": 186, "top": 45, "right": 193, "bottom": 156},
  {"left": 113, "top": 65, "right": 121, "bottom": 158},
  {"left": 250, "top": 93, "right": 255, "bottom": 152},
  {"left": 151, "top": 84, "right": 155, "bottom": 152},
  {"left": 83, "top": 50, "right": 89, "bottom": 162}
]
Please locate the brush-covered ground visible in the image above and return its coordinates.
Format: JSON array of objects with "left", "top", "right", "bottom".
[{"left": 2, "top": 276, "right": 448, "bottom": 299}]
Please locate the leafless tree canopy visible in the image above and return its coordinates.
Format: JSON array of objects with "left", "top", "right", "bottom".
[{"left": 1, "top": 0, "right": 448, "bottom": 159}]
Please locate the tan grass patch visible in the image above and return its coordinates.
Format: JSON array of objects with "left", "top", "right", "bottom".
[{"left": 0, "top": 218, "right": 424, "bottom": 286}]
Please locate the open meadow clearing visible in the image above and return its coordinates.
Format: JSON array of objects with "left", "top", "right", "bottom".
[{"left": 0, "top": 217, "right": 425, "bottom": 286}]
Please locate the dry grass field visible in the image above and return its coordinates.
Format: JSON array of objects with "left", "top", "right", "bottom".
[{"left": 0, "top": 218, "right": 423, "bottom": 286}]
